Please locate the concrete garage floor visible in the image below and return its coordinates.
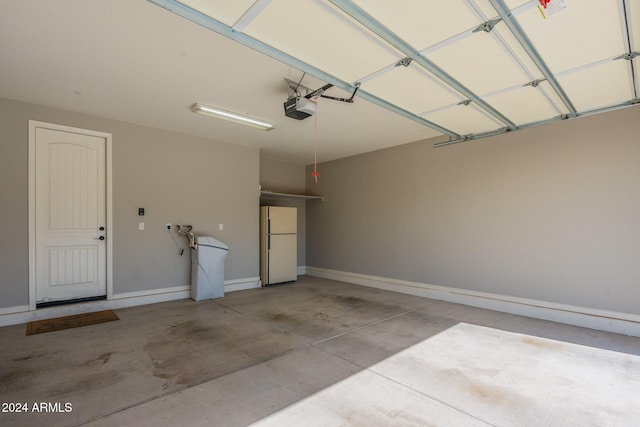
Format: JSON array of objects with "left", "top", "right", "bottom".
[{"left": 1, "top": 276, "right": 639, "bottom": 426}]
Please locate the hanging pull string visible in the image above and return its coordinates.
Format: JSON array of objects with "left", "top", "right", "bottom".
[{"left": 311, "top": 101, "right": 320, "bottom": 183}]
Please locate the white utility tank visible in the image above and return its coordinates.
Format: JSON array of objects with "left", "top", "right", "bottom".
[{"left": 191, "top": 236, "right": 228, "bottom": 301}]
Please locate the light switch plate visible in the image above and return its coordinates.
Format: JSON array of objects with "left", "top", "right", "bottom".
[
  {"left": 139, "top": 222, "right": 144, "bottom": 231},
  {"left": 219, "top": 223, "right": 224, "bottom": 230}
]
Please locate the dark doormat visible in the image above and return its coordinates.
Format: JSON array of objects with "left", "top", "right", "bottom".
[{"left": 26, "top": 310, "right": 119, "bottom": 336}]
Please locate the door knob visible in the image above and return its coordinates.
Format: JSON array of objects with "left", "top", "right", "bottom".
[
  {"left": 99, "top": 226, "right": 105, "bottom": 231},
  {"left": 95, "top": 236, "right": 105, "bottom": 240}
]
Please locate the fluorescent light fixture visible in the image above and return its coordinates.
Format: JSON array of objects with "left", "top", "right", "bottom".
[{"left": 191, "top": 103, "right": 275, "bottom": 130}]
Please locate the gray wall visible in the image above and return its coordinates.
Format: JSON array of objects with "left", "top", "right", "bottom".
[
  {"left": 260, "top": 156, "right": 307, "bottom": 268},
  {"left": 0, "top": 97, "right": 259, "bottom": 308},
  {"left": 307, "top": 106, "right": 640, "bottom": 315}
]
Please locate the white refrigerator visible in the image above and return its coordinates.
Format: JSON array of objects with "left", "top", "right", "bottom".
[{"left": 260, "top": 206, "right": 297, "bottom": 285}]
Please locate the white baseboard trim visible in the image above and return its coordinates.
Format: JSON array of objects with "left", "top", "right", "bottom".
[
  {"left": 111, "top": 285, "right": 190, "bottom": 300},
  {"left": 224, "top": 277, "right": 261, "bottom": 292},
  {"left": 0, "top": 276, "right": 261, "bottom": 327},
  {"left": 305, "top": 267, "right": 640, "bottom": 337},
  {"left": 297, "top": 266, "right": 306, "bottom": 276},
  {"left": 0, "top": 305, "right": 30, "bottom": 315}
]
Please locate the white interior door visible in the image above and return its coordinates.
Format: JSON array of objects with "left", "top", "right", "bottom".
[{"left": 34, "top": 126, "right": 107, "bottom": 304}]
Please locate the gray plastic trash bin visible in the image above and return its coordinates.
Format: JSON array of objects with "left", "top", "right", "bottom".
[{"left": 191, "top": 236, "right": 229, "bottom": 301}]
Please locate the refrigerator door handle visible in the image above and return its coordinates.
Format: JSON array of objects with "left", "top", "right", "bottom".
[
  {"left": 267, "top": 218, "right": 271, "bottom": 235},
  {"left": 268, "top": 234, "right": 270, "bottom": 251}
]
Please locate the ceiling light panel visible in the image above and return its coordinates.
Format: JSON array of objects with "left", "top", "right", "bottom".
[
  {"left": 515, "top": 0, "right": 626, "bottom": 74},
  {"left": 351, "top": 0, "right": 481, "bottom": 50},
  {"left": 362, "top": 65, "right": 462, "bottom": 113},
  {"left": 240, "top": 0, "right": 401, "bottom": 82},
  {"left": 483, "top": 84, "right": 561, "bottom": 125},
  {"left": 427, "top": 25, "right": 531, "bottom": 95},
  {"left": 557, "top": 60, "right": 633, "bottom": 111},
  {"left": 177, "top": 0, "right": 256, "bottom": 27},
  {"left": 423, "top": 103, "right": 503, "bottom": 135},
  {"left": 191, "top": 102, "right": 275, "bottom": 130}
]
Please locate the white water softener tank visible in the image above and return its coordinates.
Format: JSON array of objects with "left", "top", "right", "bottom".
[{"left": 191, "top": 236, "right": 229, "bottom": 301}]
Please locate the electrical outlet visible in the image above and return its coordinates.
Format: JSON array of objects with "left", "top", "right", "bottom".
[
  {"left": 166, "top": 223, "right": 172, "bottom": 231},
  {"left": 219, "top": 223, "right": 224, "bottom": 231}
]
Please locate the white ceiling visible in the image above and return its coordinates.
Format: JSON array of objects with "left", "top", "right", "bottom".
[{"left": 1, "top": 0, "right": 637, "bottom": 165}]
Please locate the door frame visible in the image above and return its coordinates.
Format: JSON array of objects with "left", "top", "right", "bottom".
[{"left": 28, "top": 120, "right": 114, "bottom": 310}]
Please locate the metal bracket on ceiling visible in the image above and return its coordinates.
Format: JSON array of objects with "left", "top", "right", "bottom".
[
  {"left": 395, "top": 57, "right": 413, "bottom": 67},
  {"left": 614, "top": 52, "right": 640, "bottom": 61},
  {"left": 434, "top": 126, "right": 514, "bottom": 147},
  {"left": 458, "top": 99, "right": 472, "bottom": 106},
  {"left": 524, "top": 79, "right": 546, "bottom": 88},
  {"left": 302, "top": 82, "right": 361, "bottom": 104},
  {"left": 287, "top": 77, "right": 361, "bottom": 103},
  {"left": 284, "top": 77, "right": 314, "bottom": 96},
  {"left": 473, "top": 17, "right": 502, "bottom": 33}
]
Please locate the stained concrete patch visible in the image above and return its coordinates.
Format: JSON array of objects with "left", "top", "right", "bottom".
[
  {"left": 219, "top": 278, "right": 431, "bottom": 343},
  {"left": 89, "top": 347, "right": 364, "bottom": 427},
  {"left": 142, "top": 317, "right": 300, "bottom": 385},
  {"left": 0, "top": 300, "right": 304, "bottom": 427},
  {"left": 82, "top": 352, "right": 114, "bottom": 366}
]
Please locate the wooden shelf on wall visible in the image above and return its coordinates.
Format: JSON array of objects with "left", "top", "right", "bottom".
[{"left": 260, "top": 190, "right": 323, "bottom": 201}]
